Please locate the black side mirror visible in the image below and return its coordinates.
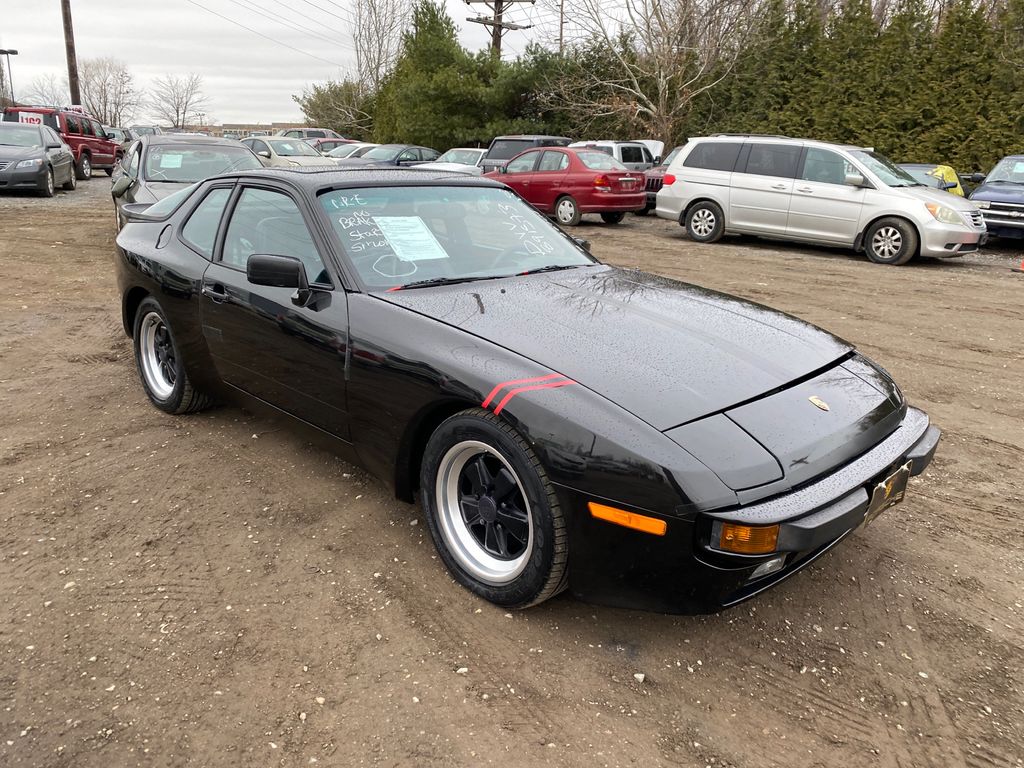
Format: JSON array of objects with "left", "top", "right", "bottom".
[
  {"left": 111, "top": 175, "right": 135, "bottom": 197},
  {"left": 247, "top": 254, "right": 311, "bottom": 306},
  {"left": 940, "top": 180, "right": 957, "bottom": 190},
  {"left": 968, "top": 172, "right": 986, "bottom": 184}
]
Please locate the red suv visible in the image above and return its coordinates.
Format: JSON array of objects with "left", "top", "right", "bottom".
[
  {"left": 485, "top": 147, "right": 646, "bottom": 226},
  {"left": 2, "top": 106, "right": 121, "bottom": 179}
]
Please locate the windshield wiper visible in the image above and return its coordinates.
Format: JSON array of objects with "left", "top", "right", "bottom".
[
  {"left": 517, "top": 264, "right": 585, "bottom": 276},
  {"left": 391, "top": 275, "right": 500, "bottom": 291}
]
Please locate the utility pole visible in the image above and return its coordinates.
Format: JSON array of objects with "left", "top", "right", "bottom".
[
  {"left": 465, "top": 0, "right": 535, "bottom": 58},
  {"left": 60, "top": 0, "right": 81, "bottom": 105},
  {"left": 558, "top": 0, "right": 565, "bottom": 53}
]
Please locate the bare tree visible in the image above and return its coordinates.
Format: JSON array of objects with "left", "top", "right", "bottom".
[
  {"left": 79, "top": 57, "right": 143, "bottom": 126},
  {"left": 353, "top": 0, "right": 410, "bottom": 91},
  {"left": 550, "top": 0, "right": 763, "bottom": 142},
  {"left": 149, "top": 73, "right": 209, "bottom": 128},
  {"left": 23, "top": 73, "right": 69, "bottom": 107}
]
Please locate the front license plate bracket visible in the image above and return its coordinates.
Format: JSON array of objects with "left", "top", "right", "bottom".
[{"left": 864, "top": 461, "right": 912, "bottom": 525}]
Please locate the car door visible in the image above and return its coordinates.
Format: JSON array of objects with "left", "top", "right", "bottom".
[
  {"left": 42, "top": 126, "right": 74, "bottom": 184},
  {"left": 498, "top": 151, "right": 541, "bottom": 202},
  {"left": 529, "top": 150, "right": 570, "bottom": 213},
  {"left": 728, "top": 142, "right": 802, "bottom": 235},
  {"left": 61, "top": 113, "right": 85, "bottom": 166},
  {"left": 199, "top": 183, "right": 351, "bottom": 438},
  {"left": 89, "top": 118, "right": 116, "bottom": 166},
  {"left": 785, "top": 147, "right": 866, "bottom": 245}
]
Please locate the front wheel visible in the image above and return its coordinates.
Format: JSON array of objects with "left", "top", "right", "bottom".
[
  {"left": 601, "top": 212, "right": 626, "bottom": 225},
  {"left": 420, "top": 409, "right": 568, "bottom": 608},
  {"left": 75, "top": 154, "right": 92, "bottom": 180},
  {"left": 554, "top": 195, "right": 582, "bottom": 226},
  {"left": 132, "top": 297, "right": 213, "bottom": 414},
  {"left": 685, "top": 201, "right": 725, "bottom": 242},
  {"left": 38, "top": 167, "right": 55, "bottom": 197},
  {"left": 864, "top": 218, "right": 917, "bottom": 265}
]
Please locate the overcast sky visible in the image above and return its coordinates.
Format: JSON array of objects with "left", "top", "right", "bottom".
[{"left": 1, "top": 0, "right": 560, "bottom": 124}]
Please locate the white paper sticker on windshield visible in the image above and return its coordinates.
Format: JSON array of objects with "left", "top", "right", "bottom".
[
  {"left": 1014, "top": 162, "right": 1024, "bottom": 174},
  {"left": 373, "top": 217, "right": 448, "bottom": 261},
  {"left": 159, "top": 153, "right": 184, "bottom": 169}
]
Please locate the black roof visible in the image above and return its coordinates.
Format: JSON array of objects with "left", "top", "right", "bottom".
[{"left": 217, "top": 166, "right": 506, "bottom": 190}]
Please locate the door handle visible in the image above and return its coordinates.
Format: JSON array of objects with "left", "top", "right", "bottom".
[
  {"left": 770, "top": 183, "right": 787, "bottom": 190},
  {"left": 796, "top": 187, "right": 813, "bottom": 193},
  {"left": 201, "top": 283, "right": 227, "bottom": 303}
]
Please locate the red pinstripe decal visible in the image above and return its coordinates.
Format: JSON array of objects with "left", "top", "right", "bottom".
[
  {"left": 481, "top": 373, "right": 565, "bottom": 408},
  {"left": 492, "top": 379, "right": 577, "bottom": 415}
]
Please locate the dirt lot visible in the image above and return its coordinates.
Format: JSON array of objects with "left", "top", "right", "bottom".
[{"left": 1, "top": 178, "right": 1022, "bottom": 768}]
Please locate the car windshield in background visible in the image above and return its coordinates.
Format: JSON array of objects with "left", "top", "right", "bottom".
[
  {"left": 361, "top": 145, "right": 404, "bottom": 161},
  {"left": 268, "top": 139, "right": 319, "bottom": 157},
  {"left": 328, "top": 145, "right": 363, "bottom": 158},
  {"left": 133, "top": 127, "right": 157, "bottom": 136},
  {"left": 660, "top": 146, "right": 682, "bottom": 167},
  {"left": 577, "top": 151, "right": 627, "bottom": 171},
  {"left": 0, "top": 125, "right": 42, "bottom": 147},
  {"left": 319, "top": 186, "right": 594, "bottom": 290},
  {"left": 487, "top": 140, "right": 532, "bottom": 160},
  {"left": 106, "top": 128, "right": 127, "bottom": 142},
  {"left": 436, "top": 149, "right": 484, "bottom": 165},
  {"left": 901, "top": 168, "right": 941, "bottom": 187},
  {"left": 850, "top": 150, "right": 919, "bottom": 187},
  {"left": 143, "top": 145, "right": 262, "bottom": 183},
  {"left": 985, "top": 156, "right": 1024, "bottom": 183},
  {"left": 143, "top": 183, "right": 200, "bottom": 217}
]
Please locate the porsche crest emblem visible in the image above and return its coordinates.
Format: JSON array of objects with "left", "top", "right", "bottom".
[{"left": 809, "top": 395, "right": 830, "bottom": 412}]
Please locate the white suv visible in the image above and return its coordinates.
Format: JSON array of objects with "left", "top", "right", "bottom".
[{"left": 655, "top": 135, "right": 986, "bottom": 265}]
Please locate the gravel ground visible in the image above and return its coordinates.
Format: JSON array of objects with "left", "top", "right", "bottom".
[{"left": 1, "top": 177, "right": 1022, "bottom": 768}]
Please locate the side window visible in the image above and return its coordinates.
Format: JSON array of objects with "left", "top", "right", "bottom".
[
  {"left": 800, "top": 147, "right": 853, "bottom": 185},
  {"left": 422, "top": 148, "right": 439, "bottom": 160},
  {"left": 683, "top": 142, "right": 742, "bottom": 172},
  {"left": 65, "top": 115, "right": 81, "bottom": 134},
  {"left": 252, "top": 140, "right": 269, "bottom": 155},
  {"left": 80, "top": 119, "right": 95, "bottom": 137},
  {"left": 506, "top": 153, "right": 538, "bottom": 173},
  {"left": 43, "top": 127, "right": 62, "bottom": 146},
  {"left": 127, "top": 148, "right": 141, "bottom": 177},
  {"left": 284, "top": 130, "right": 300, "bottom": 137},
  {"left": 743, "top": 143, "right": 801, "bottom": 178},
  {"left": 181, "top": 187, "right": 232, "bottom": 258},
  {"left": 620, "top": 145, "right": 644, "bottom": 164},
  {"left": 308, "top": 130, "right": 325, "bottom": 138},
  {"left": 222, "top": 188, "right": 330, "bottom": 286},
  {"left": 398, "top": 148, "right": 419, "bottom": 162},
  {"left": 90, "top": 120, "right": 104, "bottom": 137},
  {"left": 538, "top": 151, "right": 568, "bottom": 172}
]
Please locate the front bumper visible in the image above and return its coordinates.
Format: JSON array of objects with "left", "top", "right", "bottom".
[
  {"left": 978, "top": 209, "right": 1024, "bottom": 238},
  {"left": 0, "top": 164, "right": 48, "bottom": 190},
  {"left": 562, "top": 407, "right": 939, "bottom": 613},
  {"left": 919, "top": 218, "right": 986, "bottom": 257}
]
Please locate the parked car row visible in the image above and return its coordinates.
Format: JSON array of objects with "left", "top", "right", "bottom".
[{"left": 3, "top": 104, "right": 122, "bottom": 179}]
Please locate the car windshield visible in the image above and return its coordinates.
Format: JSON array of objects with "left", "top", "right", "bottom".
[
  {"left": 106, "top": 127, "right": 126, "bottom": 142},
  {"left": 0, "top": 125, "right": 43, "bottom": 147},
  {"left": 319, "top": 186, "right": 595, "bottom": 290},
  {"left": 487, "top": 140, "right": 533, "bottom": 160},
  {"left": 144, "top": 183, "right": 200, "bottom": 217},
  {"left": 362, "top": 145, "right": 404, "bottom": 161},
  {"left": 660, "top": 146, "right": 682, "bottom": 167},
  {"left": 143, "top": 145, "right": 262, "bottom": 182},
  {"left": 900, "top": 167, "right": 941, "bottom": 187},
  {"left": 133, "top": 127, "right": 157, "bottom": 136},
  {"left": 850, "top": 150, "right": 920, "bottom": 187},
  {"left": 436, "top": 149, "right": 484, "bottom": 165},
  {"left": 268, "top": 139, "right": 320, "bottom": 157},
  {"left": 577, "top": 151, "right": 627, "bottom": 171},
  {"left": 328, "top": 144, "right": 366, "bottom": 158},
  {"left": 985, "top": 156, "right": 1024, "bottom": 183}
]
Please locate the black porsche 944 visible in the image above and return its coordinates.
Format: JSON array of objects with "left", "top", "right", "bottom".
[{"left": 113, "top": 167, "right": 939, "bottom": 613}]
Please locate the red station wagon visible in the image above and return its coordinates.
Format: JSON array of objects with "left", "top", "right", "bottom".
[
  {"left": 485, "top": 147, "right": 646, "bottom": 226},
  {"left": 2, "top": 106, "right": 121, "bottom": 179}
]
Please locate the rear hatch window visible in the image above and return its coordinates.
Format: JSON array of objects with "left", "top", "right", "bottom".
[
  {"left": 3, "top": 110, "right": 59, "bottom": 131},
  {"left": 487, "top": 139, "right": 534, "bottom": 160}
]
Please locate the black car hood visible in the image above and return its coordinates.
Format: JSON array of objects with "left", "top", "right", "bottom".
[
  {"left": 970, "top": 182, "right": 1024, "bottom": 203},
  {"left": 336, "top": 156, "right": 392, "bottom": 168},
  {"left": 0, "top": 145, "right": 42, "bottom": 162},
  {"left": 379, "top": 266, "right": 853, "bottom": 430}
]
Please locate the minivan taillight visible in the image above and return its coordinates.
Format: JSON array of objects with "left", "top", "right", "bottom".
[
  {"left": 593, "top": 174, "right": 611, "bottom": 190},
  {"left": 663, "top": 173, "right": 676, "bottom": 186}
]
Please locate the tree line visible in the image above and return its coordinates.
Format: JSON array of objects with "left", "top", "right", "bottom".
[{"left": 298, "top": 0, "right": 1024, "bottom": 171}]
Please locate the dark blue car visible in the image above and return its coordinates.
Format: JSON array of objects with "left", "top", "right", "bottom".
[{"left": 969, "top": 155, "right": 1024, "bottom": 239}]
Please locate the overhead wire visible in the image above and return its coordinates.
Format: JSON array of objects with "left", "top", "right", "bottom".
[{"left": 222, "top": 0, "right": 354, "bottom": 50}]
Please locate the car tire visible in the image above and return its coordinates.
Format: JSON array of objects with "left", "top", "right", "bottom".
[
  {"left": 685, "top": 201, "right": 725, "bottom": 243},
  {"left": 634, "top": 206, "right": 651, "bottom": 217},
  {"left": 601, "top": 212, "right": 626, "bottom": 225},
  {"left": 114, "top": 205, "right": 122, "bottom": 232},
  {"left": 554, "top": 195, "right": 582, "bottom": 227},
  {"left": 75, "top": 154, "right": 92, "bottom": 180},
  {"left": 132, "top": 297, "right": 213, "bottom": 415},
  {"left": 864, "top": 217, "right": 918, "bottom": 265},
  {"left": 38, "top": 167, "right": 55, "bottom": 198},
  {"left": 420, "top": 408, "right": 568, "bottom": 609},
  {"left": 62, "top": 167, "right": 77, "bottom": 191}
]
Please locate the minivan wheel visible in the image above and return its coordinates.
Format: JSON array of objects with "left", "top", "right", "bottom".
[
  {"left": 864, "top": 217, "right": 917, "bottom": 265},
  {"left": 555, "top": 196, "right": 582, "bottom": 226},
  {"left": 132, "top": 297, "right": 213, "bottom": 415},
  {"left": 76, "top": 154, "right": 92, "bottom": 180},
  {"left": 685, "top": 201, "right": 724, "bottom": 242},
  {"left": 420, "top": 408, "right": 568, "bottom": 608}
]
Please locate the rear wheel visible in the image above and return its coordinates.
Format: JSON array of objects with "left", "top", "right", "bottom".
[
  {"left": 864, "top": 217, "right": 917, "bottom": 265},
  {"left": 420, "top": 409, "right": 568, "bottom": 608},
  {"left": 554, "top": 195, "right": 582, "bottom": 226},
  {"left": 75, "top": 154, "right": 92, "bottom": 180},
  {"left": 38, "top": 167, "right": 55, "bottom": 197},
  {"left": 132, "top": 297, "right": 213, "bottom": 415},
  {"left": 634, "top": 205, "right": 652, "bottom": 217},
  {"left": 685, "top": 201, "right": 724, "bottom": 242},
  {"left": 601, "top": 212, "right": 626, "bottom": 225}
]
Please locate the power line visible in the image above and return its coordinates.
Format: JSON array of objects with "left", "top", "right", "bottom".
[
  {"left": 287, "top": 0, "right": 357, "bottom": 26},
  {"left": 224, "top": 0, "right": 353, "bottom": 49},
  {"left": 180, "top": 0, "right": 349, "bottom": 67}
]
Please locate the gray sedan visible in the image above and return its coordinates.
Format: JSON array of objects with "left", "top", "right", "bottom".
[{"left": 0, "top": 122, "right": 77, "bottom": 196}]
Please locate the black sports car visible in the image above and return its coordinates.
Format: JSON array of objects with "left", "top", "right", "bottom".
[
  {"left": 334, "top": 143, "right": 441, "bottom": 168},
  {"left": 113, "top": 168, "right": 940, "bottom": 613}
]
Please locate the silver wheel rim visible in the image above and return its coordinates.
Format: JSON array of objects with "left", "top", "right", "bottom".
[
  {"left": 68, "top": 170, "right": 76, "bottom": 189},
  {"left": 82, "top": 157, "right": 90, "bottom": 176},
  {"left": 556, "top": 199, "right": 576, "bottom": 223},
  {"left": 435, "top": 440, "right": 534, "bottom": 585},
  {"left": 691, "top": 208, "right": 716, "bottom": 238},
  {"left": 872, "top": 226, "right": 903, "bottom": 260},
  {"left": 46, "top": 169, "right": 54, "bottom": 195},
  {"left": 139, "top": 311, "right": 176, "bottom": 400}
]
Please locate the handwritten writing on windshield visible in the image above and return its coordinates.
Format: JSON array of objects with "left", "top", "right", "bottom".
[{"left": 498, "top": 203, "right": 555, "bottom": 256}]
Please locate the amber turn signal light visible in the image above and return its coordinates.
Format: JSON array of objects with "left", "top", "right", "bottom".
[
  {"left": 718, "top": 522, "right": 779, "bottom": 555},
  {"left": 588, "top": 502, "right": 667, "bottom": 536}
]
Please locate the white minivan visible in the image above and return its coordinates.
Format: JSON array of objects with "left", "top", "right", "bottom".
[{"left": 655, "top": 135, "right": 986, "bottom": 265}]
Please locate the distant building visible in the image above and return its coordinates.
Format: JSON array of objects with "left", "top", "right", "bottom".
[{"left": 191, "top": 121, "right": 307, "bottom": 138}]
